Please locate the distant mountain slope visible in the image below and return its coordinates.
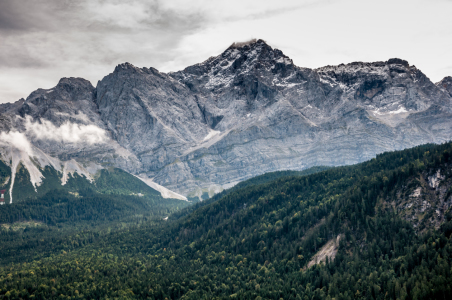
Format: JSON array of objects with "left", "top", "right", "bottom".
[
  {"left": 1, "top": 39, "right": 451, "bottom": 197},
  {"left": 0, "top": 152, "right": 187, "bottom": 203}
]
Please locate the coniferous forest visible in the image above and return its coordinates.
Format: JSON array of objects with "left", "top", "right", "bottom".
[{"left": 1, "top": 143, "right": 452, "bottom": 299}]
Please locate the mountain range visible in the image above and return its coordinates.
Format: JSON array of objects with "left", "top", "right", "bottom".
[{"left": 1, "top": 39, "right": 452, "bottom": 201}]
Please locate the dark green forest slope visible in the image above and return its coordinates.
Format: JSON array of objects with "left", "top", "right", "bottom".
[
  {"left": 0, "top": 167, "right": 190, "bottom": 266},
  {"left": 1, "top": 143, "right": 452, "bottom": 299},
  {"left": 172, "top": 166, "right": 331, "bottom": 221}
]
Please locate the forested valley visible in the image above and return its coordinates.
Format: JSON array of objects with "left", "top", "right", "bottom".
[{"left": 1, "top": 143, "right": 452, "bottom": 299}]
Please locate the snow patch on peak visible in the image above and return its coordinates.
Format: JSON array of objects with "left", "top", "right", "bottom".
[
  {"left": 275, "top": 57, "right": 292, "bottom": 65},
  {"left": 203, "top": 130, "right": 221, "bottom": 141},
  {"left": 388, "top": 107, "right": 408, "bottom": 114},
  {"left": 373, "top": 107, "right": 408, "bottom": 115}
]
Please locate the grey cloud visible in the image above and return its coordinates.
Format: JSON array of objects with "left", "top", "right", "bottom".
[
  {"left": 0, "top": 38, "right": 50, "bottom": 68},
  {"left": 142, "top": 3, "right": 205, "bottom": 31},
  {"left": 223, "top": 0, "right": 336, "bottom": 22},
  {"left": 0, "top": 0, "right": 206, "bottom": 70},
  {"left": 82, "top": 0, "right": 206, "bottom": 33},
  {"left": 0, "top": 0, "right": 205, "bottom": 34},
  {"left": 0, "top": 1, "right": 33, "bottom": 31},
  {"left": 0, "top": 0, "right": 80, "bottom": 33}
]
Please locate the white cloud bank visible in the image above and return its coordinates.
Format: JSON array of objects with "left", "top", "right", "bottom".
[
  {"left": 24, "top": 116, "right": 108, "bottom": 144},
  {"left": 0, "top": 130, "right": 34, "bottom": 155},
  {"left": 0, "top": 117, "right": 108, "bottom": 203},
  {"left": 0, "top": 117, "right": 107, "bottom": 156}
]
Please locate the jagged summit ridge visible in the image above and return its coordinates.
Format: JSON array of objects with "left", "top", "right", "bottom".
[
  {"left": 112, "top": 62, "right": 157, "bottom": 74},
  {"left": 316, "top": 57, "right": 410, "bottom": 72},
  {"left": 315, "top": 57, "right": 452, "bottom": 115}
]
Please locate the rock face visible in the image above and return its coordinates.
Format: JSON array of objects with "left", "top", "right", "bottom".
[
  {"left": 95, "top": 63, "right": 208, "bottom": 174},
  {"left": 388, "top": 167, "right": 452, "bottom": 231},
  {"left": 1, "top": 39, "right": 452, "bottom": 197}
]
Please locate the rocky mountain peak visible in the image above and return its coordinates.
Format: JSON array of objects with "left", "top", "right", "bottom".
[
  {"left": 24, "top": 77, "right": 94, "bottom": 105},
  {"left": 171, "top": 38, "right": 295, "bottom": 96},
  {"left": 184, "top": 39, "right": 288, "bottom": 73},
  {"left": 16, "top": 76, "right": 98, "bottom": 128},
  {"left": 224, "top": 38, "right": 291, "bottom": 66},
  {"left": 109, "top": 63, "right": 169, "bottom": 83},
  {"left": 54, "top": 77, "right": 95, "bottom": 101},
  {"left": 57, "top": 77, "right": 93, "bottom": 87},
  {"left": 437, "top": 76, "right": 452, "bottom": 97},
  {"left": 386, "top": 58, "right": 410, "bottom": 67},
  {"left": 315, "top": 56, "right": 451, "bottom": 115},
  {"left": 113, "top": 62, "right": 139, "bottom": 72}
]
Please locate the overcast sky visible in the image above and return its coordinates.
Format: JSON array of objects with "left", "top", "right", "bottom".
[{"left": 0, "top": 0, "right": 451, "bottom": 103}]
